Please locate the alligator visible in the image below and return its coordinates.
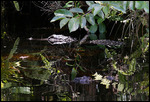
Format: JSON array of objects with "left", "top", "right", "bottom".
[
  {"left": 48, "top": 34, "right": 77, "bottom": 45},
  {"left": 27, "top": 34, "right": 125, "bottom": 46}
]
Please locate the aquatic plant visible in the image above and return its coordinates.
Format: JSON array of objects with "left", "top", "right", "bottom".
[
  {"left": 22, "top": 53, "right": 61, "bottom": 85},
  {"left": 1, "top": 37, "right": 20, "bottom": 88},
  {"left": 65, "top": 49, "right": 86, "bottom": 80}
]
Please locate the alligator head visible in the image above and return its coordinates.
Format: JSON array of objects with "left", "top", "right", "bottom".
[{"left": 48, "top": 34, "right": 77, "bottom": 45}]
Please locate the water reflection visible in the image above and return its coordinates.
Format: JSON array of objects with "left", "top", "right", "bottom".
[{"left": 1, "top": 38, "right": 149, "bottom": 101}]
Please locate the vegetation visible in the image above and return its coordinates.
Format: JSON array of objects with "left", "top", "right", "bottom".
[
  {"left": 1, "top": 37, "right": 21, "bottom": 88},
  {"left": 50, "top": 1, "right": 149, "bottom": 78},
  {"left": 1, "top": 1, "right": 149, "bottom": 101},
  {"left": 49, "top": 1, "right": 149, "bottom": 98}
]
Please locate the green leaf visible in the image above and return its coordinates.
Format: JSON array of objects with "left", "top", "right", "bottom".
[
  {"left": 85, "top": 1, "right": 94, "bottom": 6},
  {"left": 63, "top": 1, "right": 74, "bottom": 8},
  {"left": 70, "top": 8, "right": 84, "bottom": 13},
  {"left": 80, "top": 16, "right": 86, "bottom": 28},
  {"left": 68, "top": 17, "right": 80, "bottom": 32},
  {"left": 110, "top": 2, "right": 127, "bottom": 13},
  {"left": 123, "top": 1, "right": 128, "bottom": 12},
  {"left": 13, "top": 1, "right": 20, "bottom": 11},
  {"left": 87, "top": 3, "right": 97, "bottom": 11},
  {"left": 89, "top": 34, "right": 97, "bottom": 40},
  {"left": 66, "top": 62, "right": 74, "bottom": 67},
  {"left": 112, "top": 6, "right": 126, "bottom": 13},
  {"left": 60, "top": 18, "right": 70, "bottom": 29},
  {"left": 7, "top": 37, "right": 20, "bottom": 60},
  {"left": 87, "top": 5, "right": 93, "bottom": 11},
  {"left": 85, "top": 13, "right": 95, "bottom": 25},
  {"left": 143, "top": 1, "right": 149, "bottom": 13},
  {"left": 97, "top": 17, "right": 104, "bottom": 24},
  {"left": 99, "top": 22, "right": 106, "bottom": 39},
  {"left": 99, "top": 22, "right": 106, "bottom": 34},
  {"left": 76, "top": 64, "right": 85, "bottom": 72},
  {"left": 129, "top": 1, "right": 135, "bottom": 11},
  {"left": 135, "top": 1, "right": 145, "bottom": 10},
  {"left": 103, "top": 6, "right": 110, "bottom": 17},
  {"left": 98, "top": 10, "right": 105, "bottom": 19},
  {"left": 129, "top": 58, "right": 136, "bottom": 72},
  {"left": 54, "top": 9, "right": 73, "bottom": 17},
  {"left": 93, "top": 4, "right": 103, "bottom": 16},
  {"left": 64, "top": 4, "right": 73, "bottom": 8},
  {"left": 89, "top": 24, "right": 98, "bottom": 33},
  {"left": 117, "top": 83, "right": 124, "bottom": 91},
  {"left": 1, "top": 82, "right": 12, "bottom": 89},
  {"left": 71, "top": 68, "right": 77, "bottom": 80},
  {"left": 50, "top": 16, "right": 66, "bottom": 22}
]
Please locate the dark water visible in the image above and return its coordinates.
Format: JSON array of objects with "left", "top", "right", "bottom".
[{"left": 1, "top": 37, "right": 149, "bottom": 101}]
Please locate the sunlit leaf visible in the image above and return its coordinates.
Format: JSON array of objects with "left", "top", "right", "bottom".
[
  {"left": 80, "top": 16, "right": 86, "bottom": 28},
  {"left": 110, "top": 2, "right": 126, "bottom": 13},
  {"left": 112, "top": 6, "right": 126, "bottom": 13},
  {"left": 68, "top": 17, "right": 80, "bottom": 32},
  {"left": 85, "top": 1, "right": 94, "bottom": 6},
  {"left": 1, "top": 82, "right": 12, "bottom": 89},
  {"left": 87, "top": 5, "right": 93, "bottom": 11},
  {"left": 143, "top": 1, "right": 149, "bottom": 13},
  {"left": 129, "top": 1, "right": 135, "bottom": 11},
  {"left": 1, "top": 82, "right": 4, "bottom": 89},
  {"left": 13, "top": 1, "right": 20, "bottom": 11},
  {"left": 85, "top": 13, "right": 95, "bottom": 25},
  {"left": 117, "top": 83, "right": 124, "bottom": 91},
  {"left": 135, "top": 1, "right": 145, "bottom": 10},
  {"left": 98, "top": 10, "right": 105, "bottom": 19},
  {"left": 60, "top": 18, "right": 70, "bottom": 29},
  {"left": 70, "top": 8, "right": 84, "bottom": 13},
  {"left": 103, "top": 6, "right": 110, "bottom": 17},
  {"left": 123, "top": 1, "right": 128, "bottom": 12},
  {"left": 50, "top": 16, "right": 66, "bottom": 22},
  {"left": 64, "top": 4, "right": 73, "bottom": 8},
  {"left": 63, "top": 1, "right": 74, "bottom": 8},
  {"left": 54, "top": 9, "right": 73, "bottom": 17},
  {"left": 93, "top": 4, "right": 103, "bottom": 16}
]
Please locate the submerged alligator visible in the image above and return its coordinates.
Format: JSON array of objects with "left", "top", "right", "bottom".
[{"left": 27, "top": 34, "right": 125, "bottom": 46}]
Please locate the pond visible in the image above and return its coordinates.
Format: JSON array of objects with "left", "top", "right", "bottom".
[{"left": 1, "top": 33, "right": 149, "bottom": 101}]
